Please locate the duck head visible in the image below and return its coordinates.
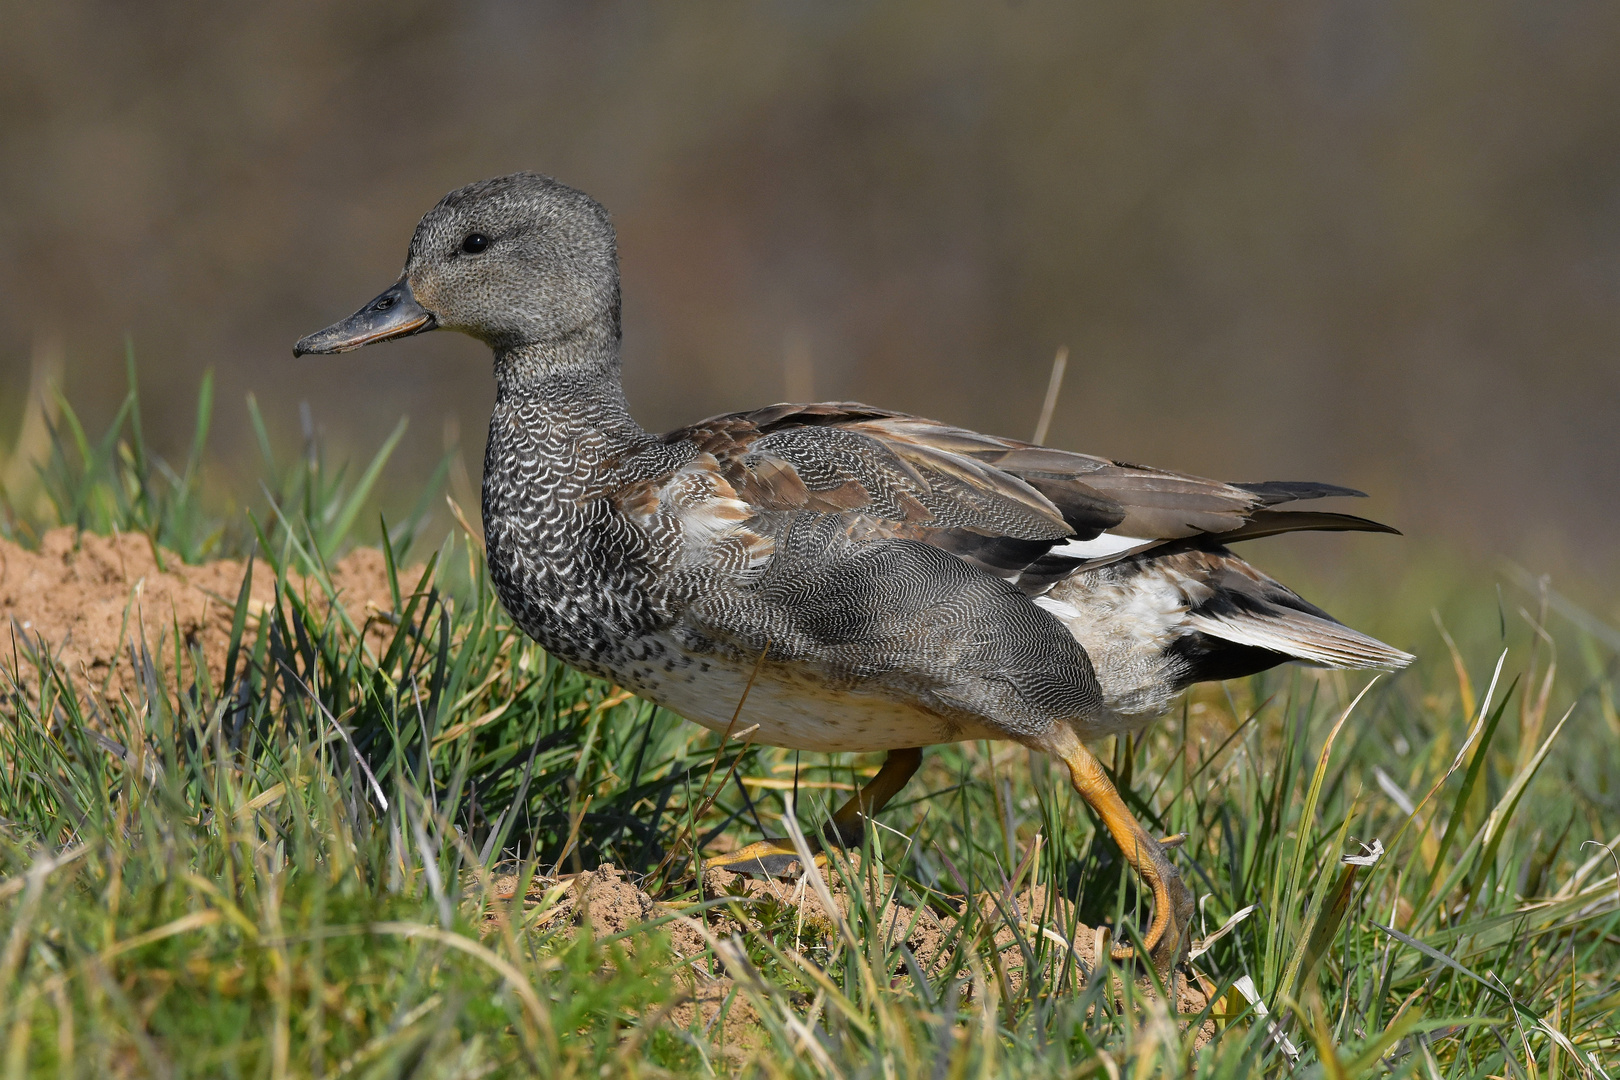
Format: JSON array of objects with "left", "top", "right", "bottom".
[{"left": 294, "top": 172, "right": 619, "bottom": 360}]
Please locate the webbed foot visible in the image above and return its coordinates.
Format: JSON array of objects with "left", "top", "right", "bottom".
[{"left": 704, "top": 837, "right": 822, "bottom": 878}]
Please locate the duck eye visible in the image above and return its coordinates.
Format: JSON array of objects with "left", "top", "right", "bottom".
[{"left": 461, "top": 232, "right": 490, "bottom": 255}]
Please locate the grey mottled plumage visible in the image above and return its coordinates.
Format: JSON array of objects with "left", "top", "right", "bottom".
[{"left": 296, "top": 170, "right": 1412, "bottom": 761}]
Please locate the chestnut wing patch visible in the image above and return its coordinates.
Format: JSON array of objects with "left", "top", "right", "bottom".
[
  {"left": 664, "top": 408, "right": 1084, "bottom": 584},
  {"left": 616, "top": 451, "right": 775, "bottom": 577}
]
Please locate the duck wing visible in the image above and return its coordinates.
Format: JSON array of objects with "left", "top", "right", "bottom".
[
  {"left": 659, "top": 402, "right": 1395, "bottom": 591},
  {"left": 660, "top": 404, "right": 1071, "bottom": 581}
]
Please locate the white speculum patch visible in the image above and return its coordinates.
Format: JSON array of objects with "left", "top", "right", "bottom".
[{"left": 1050, "top": 533, "right": 1150, "bottom": 560}]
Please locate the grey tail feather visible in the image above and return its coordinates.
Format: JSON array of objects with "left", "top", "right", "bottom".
[
  {"left": 1186, "top": 607, "right": 1414, "bottom": 671},
  {"left": 1216, "top": 510, "right": 1401, "bottom": 544},
  {"left": 1233, "top": 480, "right": 1368, "bottom": 504}
]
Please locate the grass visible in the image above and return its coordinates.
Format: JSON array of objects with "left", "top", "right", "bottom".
[{"left": 0, "top": 367, "right": 1616, "bottom": 1077}]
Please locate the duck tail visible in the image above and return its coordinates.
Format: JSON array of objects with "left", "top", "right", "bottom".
[
  {"left": 1177, "top": 554, "right": 1414, "bottom": 682},
  {"left": 1164, "top": 550, "right": 1413, "bottom": 686},
  {"left": 1185, "top": 605, "right": 1414, "bottom": 671}
]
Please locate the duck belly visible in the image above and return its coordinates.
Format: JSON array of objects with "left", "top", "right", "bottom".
[{"left": 616, "top": 636, "right": 1001, "bottom": 753}]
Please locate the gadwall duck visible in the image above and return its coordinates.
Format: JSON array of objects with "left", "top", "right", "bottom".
[{"left": 296, "top": 172, "right": 1412, "bottom": 970}]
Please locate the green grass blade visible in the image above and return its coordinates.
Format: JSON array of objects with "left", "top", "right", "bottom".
[
  {"left": 325, "top": 415, "right": 407, "bottom": 554},
  {"left": 221, "top": 550, "right": 256, "bottom": 695},
  {"left": 1274, "top": 677, "right": 1378, "bottom": 998},
  {"left": 179, "top": 367, "right": 215, "bottom": 496},
  {"left": 380, "top": 512, "right": 403, "bottom": 613}
]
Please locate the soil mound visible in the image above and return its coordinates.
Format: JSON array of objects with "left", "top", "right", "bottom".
[
  {"left": 701, "top": 866, "right": 1214, "bottom": 1021},
  {"left": 491, "top": 862, "right": 1216, "bottom": 1056},
  {"left": 0, "top": 528, "right": 405, "bottom": 702}
]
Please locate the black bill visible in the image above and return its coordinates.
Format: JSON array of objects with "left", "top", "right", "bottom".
[{"left": 293, "top": 278, "right": 436, "bottom": 356}]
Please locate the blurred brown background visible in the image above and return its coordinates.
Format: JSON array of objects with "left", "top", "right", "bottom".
[{"left": 3, "top": 2, "right": 1618, "bottom": 577}]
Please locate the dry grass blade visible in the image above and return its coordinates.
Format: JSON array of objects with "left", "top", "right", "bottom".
[
  {"left": 364, "top": 921, "right": 557, "bottom": 1061},
  {"left": 1294, "top": 840, "right": 1382, "bottom": 996},
  {"left": 1031, "top": 345, "right": 1069, "bottom": 446},
  {"left": 0, "top": 844, "right": 87, "bottom": 903}
]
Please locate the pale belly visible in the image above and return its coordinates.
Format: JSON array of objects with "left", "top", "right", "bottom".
[{"left": 620, "top": 639, "right": 1003, "bottom": 753}]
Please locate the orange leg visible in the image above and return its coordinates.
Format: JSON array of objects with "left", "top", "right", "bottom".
[
  {"left": 707, "top": 748, "right": 923, "bottom": 877},
  {"left": 1051, "top": 732, "right": 1194, "bottom": 971}
]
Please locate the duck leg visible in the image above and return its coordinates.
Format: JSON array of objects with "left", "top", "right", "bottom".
[
  {"left": 707, "top": 747, "right": 923, "bottom": 877},
  {"left": 1052, "top": 733, "right": 1194, "bottom": 971}
]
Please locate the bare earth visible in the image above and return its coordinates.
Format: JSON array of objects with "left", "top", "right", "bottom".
[
  {"left": 491, "top": 864, "right": 1217, "bottom": 1059},
  {"left": 0, "top": 527, "right": 402, "bottom": 701}
]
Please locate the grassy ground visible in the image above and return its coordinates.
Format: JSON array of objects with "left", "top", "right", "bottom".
[{"left": 1, "top": 367, "right": 1616, "bottom": 1078}]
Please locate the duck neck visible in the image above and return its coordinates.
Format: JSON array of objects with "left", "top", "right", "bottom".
[{"left": 491, "top": 323, "right": 651, "bottom": 450}]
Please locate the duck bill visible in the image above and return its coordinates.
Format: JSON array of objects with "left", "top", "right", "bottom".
[{"left": 293, "top": 278, "right": 436, "bottom": 356}]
